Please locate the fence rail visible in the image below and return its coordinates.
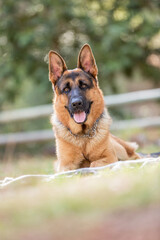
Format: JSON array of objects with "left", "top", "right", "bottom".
[
  {"left": 0, "top": 116, "right": 160, "bottom": 146},
  {"left": 0, "top": 88, "right": 159, "bottom": 124},
  {"left": 0, "top": 88, "right": 160, "bottom": 145}
]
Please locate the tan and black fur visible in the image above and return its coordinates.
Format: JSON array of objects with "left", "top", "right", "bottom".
[{"left": 49, "top": 44, "right": 140, "bottom": 172}]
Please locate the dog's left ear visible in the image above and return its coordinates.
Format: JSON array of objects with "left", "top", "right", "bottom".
[{"left": 77, "top": 44, "right": 98, "bottom": 78}]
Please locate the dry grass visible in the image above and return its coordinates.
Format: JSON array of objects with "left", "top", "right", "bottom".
[
  {"left": 1, "top": 162, "right": 160, "bottom": 239},
  {"left": 0, "top": 127, "right": 160, "bottom": 240}
]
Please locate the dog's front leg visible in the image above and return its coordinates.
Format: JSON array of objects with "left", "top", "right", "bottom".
[
  {"left": 90, "top": 149, "right": 118, "bottom": 168},
  {"left": 90, "top": 157, "right": 117, "bottom": 168},
  {"left": 56, "top": 158, "right": 82, "bottom": 172},
  {"left": 55, "top": 139, "right": 83, "bottom": 172}
]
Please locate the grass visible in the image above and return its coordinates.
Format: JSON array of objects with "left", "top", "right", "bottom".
[
  {"left": 0, "top": 127, "right": 160, "bottom": 240},
  {"left": 0, "top": 164, "right": 160, "bottom": 240},
  {"left": 0, "top": 156, "right": 54, "bottom": 179}
]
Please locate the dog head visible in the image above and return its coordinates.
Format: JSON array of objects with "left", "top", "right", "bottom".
[{"left": 49, "top": 44, "right": 104, "bottom": 132}]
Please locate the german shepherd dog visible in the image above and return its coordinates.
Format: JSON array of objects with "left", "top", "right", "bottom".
[{"left": 49, "top": 44, "right": 140, "bottom": 172}]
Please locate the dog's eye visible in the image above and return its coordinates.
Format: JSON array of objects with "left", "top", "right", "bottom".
[
  {"left": 79, "top": 82, "right": 88, "bottom": 89},
  {"left": 81, "top": 84, "right": 87, "bottom": 89},
  {"left": 63, "top": 87, "right": 70, "bottom": 93}
]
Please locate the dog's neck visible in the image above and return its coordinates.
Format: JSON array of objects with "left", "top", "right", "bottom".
[
  {"left": 66, "top": 113, "right": 104, "bottom": 139},
  {"left": 52, "top": 108, "right": 112, "bottom": 143}
]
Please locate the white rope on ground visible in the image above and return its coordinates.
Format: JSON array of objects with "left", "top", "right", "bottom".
[{"left": 0, "top": 157, "right": 160, "bottom": 188}]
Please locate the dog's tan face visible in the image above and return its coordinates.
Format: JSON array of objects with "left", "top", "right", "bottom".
[{"left": 49, "top": 44, "right": 104, "bottom": 131}]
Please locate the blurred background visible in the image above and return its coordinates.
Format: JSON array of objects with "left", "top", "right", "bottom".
[
  {"left": 0, "top": 2, "right": 160, "bottom": 239},
  {"left": 0, "top": 0, "right": 160, "bottom": 165}
]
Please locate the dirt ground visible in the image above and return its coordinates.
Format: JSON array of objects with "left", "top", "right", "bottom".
[{"left": 18, "top": 205, "right": 160, "bottom": 240}]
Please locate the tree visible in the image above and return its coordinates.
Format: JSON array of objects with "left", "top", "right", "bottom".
[{"left": 0, "top": 0, "right": 160, "bottom": 109}]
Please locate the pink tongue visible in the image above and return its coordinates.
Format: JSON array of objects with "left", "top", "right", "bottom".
[{"left": 73, "top": 111, "right": 86, "bottom": 123}]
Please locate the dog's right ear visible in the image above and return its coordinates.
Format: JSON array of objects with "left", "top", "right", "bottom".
[{"left": 49, "top": 51, "right": 67, "bottom": 85}]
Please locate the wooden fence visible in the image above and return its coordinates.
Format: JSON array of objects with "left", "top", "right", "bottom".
[{"left": 0, "top": 88, "right": 160, "bottom": 145}]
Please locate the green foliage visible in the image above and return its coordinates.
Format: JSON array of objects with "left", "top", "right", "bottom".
[{"left": 0, "top": 0, "right": 160, "bottom": 109}]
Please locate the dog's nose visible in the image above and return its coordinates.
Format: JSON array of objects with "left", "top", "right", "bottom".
[{"left": 71, "top": 98, "right": 83, "bottom": 109}]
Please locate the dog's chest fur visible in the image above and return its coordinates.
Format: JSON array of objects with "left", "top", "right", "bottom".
[{"left": 51, "top": 108, "right": 112, "bottom": 159}]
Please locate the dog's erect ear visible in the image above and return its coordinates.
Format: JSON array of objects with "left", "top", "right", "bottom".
[
  {"left": 49, "top": 51, "right": 67, "bottom": 85},
  {"left": 77, "top": 44, "right": 98, "bottom": 78}
]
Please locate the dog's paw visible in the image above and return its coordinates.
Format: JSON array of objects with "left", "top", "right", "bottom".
[
  {"left": 129, "top": 142, "right": 139, "bottom": 150},
  {"left": 90, "top": 161, "right": 103, "bottom": 168}
]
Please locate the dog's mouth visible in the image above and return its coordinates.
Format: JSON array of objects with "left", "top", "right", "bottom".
[
  {"left": 65, "top": 101, "right": 93, "bottom": 124},
  {"left": 73, "top": 111, "right": 86, "bottom": 124}
]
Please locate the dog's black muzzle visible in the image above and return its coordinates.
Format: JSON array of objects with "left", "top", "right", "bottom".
[
  {"left": 70, "top": 96, "right": 84, "bottom": 113},
  {"left": 66, "top": 88, "right": 92, "bottom": 119}
]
